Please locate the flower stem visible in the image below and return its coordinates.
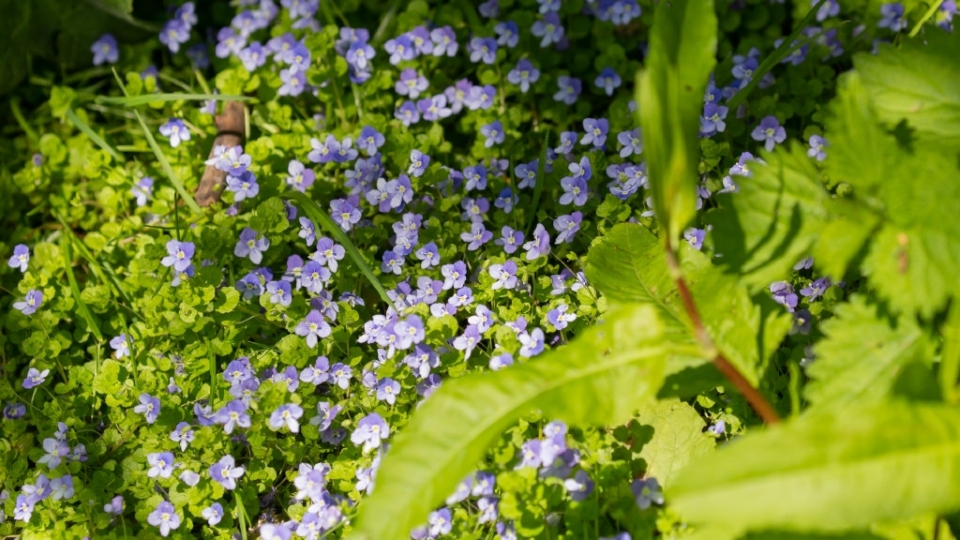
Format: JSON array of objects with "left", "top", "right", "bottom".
[{"left": 664, "top": 244, "right": 781, "bottom": 424}]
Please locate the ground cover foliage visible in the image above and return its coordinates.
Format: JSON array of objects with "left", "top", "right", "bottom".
[{"left": 1, "top": 0, "right": 960, "bottom": 539}]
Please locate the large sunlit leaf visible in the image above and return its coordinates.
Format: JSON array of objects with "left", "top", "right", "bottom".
[
  {"left": 805, "top": 296, "right": 932, "bottom": 410},
  {"left": 637, "top": 0, "right": 717, "bottom": 247},
  {"left": 708, "top": 143, "right": 829, "bottom": 290},
  {"left": 347, "top": 304, "right": 669, "bottom": 540},
  {"left": 633, "top": 399, "right": 714, "bottom": 486},
  {"left": 585, "top": 223, "right": 791, "bottom": 386},
  {"left": 671, "top": 401, "right": 960, "bottom": 532},
  {"left": 855, "top": 31, "right": 960, "bottom": 148}
]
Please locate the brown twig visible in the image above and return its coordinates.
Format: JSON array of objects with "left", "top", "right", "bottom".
[
  {"left": 664, "top": 244, "right": 782, "bottom": 424},
  {"left": 195, "top": 101, "right": 245, "bottom": 207}
]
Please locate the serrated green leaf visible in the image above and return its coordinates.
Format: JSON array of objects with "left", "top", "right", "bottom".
[
  {"left": 806, "top": 296, "right": 931, "bottom": 410},
  {"left": 941, "top": 301, "right": 960, "bottom": 404},
  {"left": 855, "top": 31, "right": 960, "bottom": 148},
  {"left": 671, "top": 401, "right": 960, "bottom": 532},
  {"left": 811, "top": 200, "right": 880, "bottom": 280},
  {"left": 347, "top": 304, "right": 668, "bottom": 540},
  {"left": 637, "top": 0, "right": 717, "bottom": 247},
  {"left": 634, "top": 399, "right": 714, "bottom": 485},
  {"left": 585, "top": 223, "right": 792, "bottom": 386},
  {"left": 708, "top": 143, "right": 829, "bottom": 289}
]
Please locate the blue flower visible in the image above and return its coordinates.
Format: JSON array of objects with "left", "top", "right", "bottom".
[
  {"left": 351, "top": 413, "right": 390, "bottom": 453},
  {"left": 770, "top": 281, "right": 799, "bottom": 312},
  {"left": 547, "top": 304, "right": 578, "bottom": 330},
  {"left": 519, "top": 328, "right": 545, "bottom": 357},
  {"left": 751, "top": 116, "right": 787, "bottom": 152},
  {"left": 560, "top": 176, "right": 588, "bottom": 206},
  {"left": 429, "top": 507, "right": 454, "bottom": 536},
  {"left": 700, "top": 103, "right": 729, "bottom": 137},
  {"left": 202, "top": 502, "right": 224, "bottom": 526},
  {"left": 110, "top": 333, "right": 132, "bottom": 358},
  {"left": 684, "top": 228, "right": 706, "bottom": 250},
  {"left": 879, "top": 2, "right": 907, "bottom": 31},
  {"left": 227, "top": 170, "right": 260, "bottom": 201},
  {"left": 808, "top": 135, "right": 828, "bottom": 161},
  {"left": 489, "top": 260, "right": 519, "bottom": 290},
  {"left": 170, "top": 422, "right": 194, "bottom": 451},
  {"left": 524, "top": 224, "right": 551, "bottom": 260},
  {"left": 396, "top": 100, "right": 421, "bottom": 126},
  {"left": 214, "top": 399, "right": 251, "bottom": 434},
  {"left": 159, "top": 19, "right": 190, "bottom": 53},
  {"left": 554, "top": 75, "right": 581, "bottom": 104},
  {"left": 159, "top": 119, "right": 190, "bottom": 148},
  {"left": 507, "top": 59, "right": 540, "bottom": 93},
  {"left": 147, "top": 451, "right": 176, "bottom": 478},
  {"left": 408, "top": 150, "right": 430, "bottom": 177},
  {"left": 235, "top": 227, "right": 270, "bottom": 263},
  {"left": 479, "top": 0, "right": 499, "bottom": 17},
  {"left": 14, "top": 290, "right": 43, "bottom": 316},
  {"left": 581, "top": 118, "right": 609, "bottom": 148},
  {"left": 416, "top": 242, "right": 440, "bottom": 268},
  {"left": 554, "top": 212, "right": 583, "bottom": 244},
  {"left": 134, "top": 393, "right": 161, "bottom": 424},
  {"left": 296, "top": 310, "right": 332, "bottom": 348},
  {"left": 595, "top": 67, "right": 622, "bottom": 96},
  {"left": 495, "top": 21, "right": 520, "bottom": 48},
  {"left": 396, "top": 68, "right": 429, "bottom": 99},
  {"left": 496, "top": 226, "right": 525, "bottom": 254},
  {"left": 469, "top": 37, "right": 499, "bottom": 64},
  {"left": 376, "top": 378, "right": 401, "bottom": 405},
  {"left": 430, "top": 26, "right": 458, "bottom": 56},
  {"left": 286, "top": 160, "right": 315, "bottom": 192},
  {"left": 532, "top": 13, "right": 565, "bottom": 47},
  {"left": 385, "top": 34, "right": 415, "bottom": 64},
  {"left": 330, "top": 196, "right": 362, "bottom": 231},
  {"left": 631, "top": 478, "right": 664, "bottom": 509},
  {"left": 269, "top": 403, "right": 304, "bottom": 432},
  {"left": 160, "top": 240, "right": 195, "bottom": 273},
  {"left": 91, "top": 34, "right": 119, "bottom": 66},
  {"left": 481, "top": 121, "right": 505, "bottom": 147},
  {"left": 209, "top": 454, "right": 245, "bottom": 490}
]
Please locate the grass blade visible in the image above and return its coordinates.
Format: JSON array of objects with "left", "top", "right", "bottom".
[
  {"left": 726, "top": 0, "right": 827, "bottom": 109},
  {"left": 525, "top": 130, "right": 551, "bottom": 234},
  {"left": 61, "top": 236, "right": 104, "bottom": 341},
  {"left": 66, "top": 108, "right": 122, "bottom": 161},
  {"left": 910, "top": 0, "right": 946, "bottom": 37},
  {"left": 287, "top": 191, "right": 394, "bottom": 309},
  {"left": 97, "top": 93, "right": 256, "bottom": 107},
  {"left": 112, "top": 69, "right": 203, "bottom": 215}
]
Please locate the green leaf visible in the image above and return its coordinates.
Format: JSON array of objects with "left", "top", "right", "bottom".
[
  {"left": 636, "top": 0, "right": 717, "bottom": 247},
  {"left": 855, "top": 31, "right": 960, "bottom": 148},
  {"left": 61, "top": 236, "right": 104, "bottom": 341},
  {"left": 585, "top": 223, "right": 792, "bottom": 386},
  {"left": 96, "top": 93, "right": 257, "bottom": 107},
  {"left": 347, "top": 304, "right": 669, "bottom": 540},
  {"left": 65, "top": 109, "right": 122, "bottom": 162},
  {"left": 634, "top": 399, "right": 714, "bottom": 485},
  {"left": 708, "top": 143, "right": 829, "bottom": 290},
  {"left": 805, "top": 296, "right": 931, "bottom": 410},
  {"left": 941, "top": 301, "right": 960, "bottom": 404},
  {"left": 670, "top": 401, "right": 960, "bottom": 532},
  {"left": 287, "top": 191, "right": 392, "bottom": 309}
]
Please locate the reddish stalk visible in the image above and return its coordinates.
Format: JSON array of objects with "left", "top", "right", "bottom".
[{"left": 664, "top": 245, "right": 781, "bottom": 424}]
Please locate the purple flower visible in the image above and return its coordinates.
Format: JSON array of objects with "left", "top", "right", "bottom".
[
  {"left": 170, "top": 422, "right": 194, "bottom": 451},
  {"left": 468, "top": 37, "right": 498, "bottom": 64},
  {"left": 879, "top": 3, "right": 907, "bottom": 31},
  {"left": 495, "top": 20, "right": 519, "bottom": 48},
  {"left": 296, "top": 310, "right": 332, "bottom": 348},
  {"left": 581, "top": 118, "right": 609, "bottom": 148},
  {"left": 161, "top": 240, "right": 195, "bottom": 272},
  {"left": 416, "top": 242, "right": 440, "bottom": 268},
  {"left": 239, "top": 42, "right": 267, "bottom": 71},
  {"left": 507, "top": 59, "right": 540, "bottom": 93},
  {"left": 396, "top": 68, "right": 429, "bottom": 99},
  {"left": 147, "top": 451, "right": 176, "bottom": 478},
  {"left": 532, "top": 13, "right": 565, "bottom": 47},
  {"left": 159, "top": 119, "right": 190, "bottom": 148},
  {"left": 547, "top": 304, "right": 577, "bottom": 330},
  {"left": 560, "top": 176, "right": 588, "bottom": 207},
  {"left": 148, "top": 501, "right": 181, "bottom": 537},
  {"left": 202, "top": 503, "right": 224, "bottom": 526},
  {"left": 524, "top": 224, "right": 551, "bottom": 260},
  {"left": 357, "top": 126, "right": 386, "bottom": 156},
  {"left": 381, "top": 250, "right": 405, "bottom": 275},
  {"left": 214, "top": 399, "right": 251, "bottom": 434},
  {"left": 632, "top": 478, "right": 664, "bottom": 509},
  {"left": 8, "top": 244, "right": 29, "bottom": 272},
  {"left": 489, "top": 260, "right": 519, "bottom": 290},
  {"left": 104, "top": 495, "right": 124, "bottom": 516},
  {"left": 234, "top": 228, "right": 269, "bottom": 263},
  {"left": 22, "top": 367, "right": 49, "bottom": 389},
  {"left": 269, "top": 404, "right": 304, "bottom": 432},
  {"left": 453, "top": 325, "right": 482, "bottom": 360},
  {"left": 407, "top": 150, "right": 430, "bottom": 178},
  {"left": 808, "top": 135, "right": 828, "bottom": 161},
  {"left": 495, "top": 226, "right": 525, "bottom": 254},
  {"left": 351, "top": 413, "right": 389, "bottom": 452},
  {"left": 801, "top": 277, "right": 831, "bottom": 300},
  {"left": 346, "top": 40, "right": 376, "bottom": 70},
  {"left": 110, "top": 333, "right": 132, "bottom": 358},
  {"left": 701, "top": 103, "right": 729, "bottom": 137},
  {"left": 266, "top": 280, "right": 292, "bottom": 306},
  {"left": 515, "top": 160, "right": 540, "bottom": 189},
  {"left": 461, "top": 223, "right": 493, "bottom": 251},
  {"left": 595, "top": 67, "right": 622, "bottom": 96},
  {"left": 419, "top": 94, "right": 453, "bottom": 121},
  {"left": 751, "top": 116, "right": 787, "bottom": 152},
  {"left": 429, "top": 508, "right": 453, "bottom": 536},
  {"left": 209, "top": 454, "right": 245, "bottom": 490},
  {"left": 286, "top": 160, "right": 316, "bottom": 192},
  {"left": 396, "top": 100, "right": 421, "bottom": 126},
  {"left": 278, "top": 68, "right": 306, "bottom": 96},
  {"left": 91, "top": 34, "right": 119, "bottom": 66},
  {"left": 226, "top": 171, "right": 259, "bottom": 202},
  {"left": 520, "top": 328, "right": 545, "bottom": 357},
  {"left": 134, "top": 393, "right": 161, "bottom": 424},
  {"left": 376, "top": 378, "right": 401, "bottom": 405},
  {"left": 310, "top": 400, "right": 344, "bottom": 431},
  {"left": 330, "top": 196, "right": 362, "bottom": 231},
  {"left": 479, "top": 0, "right": 499, "bottom": 17},
  {"left": 684, "top": 228, "right": 706, "bottom": 250},
  {"left": 330, "top": 363, "right": 352, "bottom": 389},
  {"left": 14, "top": 289, "right": 43, "bottom": 316},
  {"left": 431, "top": 26, "right": 458, "bottom": 56},
  {"left": 564, "top": 470, "right": 595, "bottom": 501},
  {"left": 770, "top": 281, "right": 799, "bottom": 312},
  {"left": 481, "top": 121, "right": 505, "bottom": 147},
  {"left": 554, "top": 76, "right": 582, "bottom": 104},
  {"left": 159, "top": 19, "right": 190, "bottom": 54},
  {"left": 385, "top": 34, "right": 415, "bottom": 64},
  {"left": 554, "top": 212, "right": 583, "bottom": 244}
]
